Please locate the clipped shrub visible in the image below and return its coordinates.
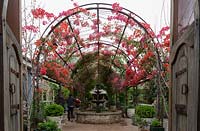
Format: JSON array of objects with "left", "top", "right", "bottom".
[
  {"left": 151, "top": 119, "right": 161, "bottom": 127},
  {"left": 45, "top": 104, "right": 64, "bottom": 116},
  {"left": 135, "top": 105, "right": 155, "bottom": 118},
  {"left": 38, "top": 120, "right": 61, "bottom": 131}
]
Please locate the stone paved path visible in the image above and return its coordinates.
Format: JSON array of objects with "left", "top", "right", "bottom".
[{"left": 62, "top": 118, "right": 138, "bottom": 131}]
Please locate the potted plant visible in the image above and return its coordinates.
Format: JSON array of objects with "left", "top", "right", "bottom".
[
  {"left": 132, "top": 114, "right": 141, "bottom": 126},
  {"left": 132, "top": 115, "right": 148, "bottom": 131},
  {"left": 150, "top": 119, "right": 164, "bottom": 131},
  {"left": 45, "top": 104, "right": 64, "bottom": 128},
  {"left": 38, "top": 120, "right": 61, "bottom": 131},
  {"left": 138, "top": 118, "right": 148, "bottom": 131}
]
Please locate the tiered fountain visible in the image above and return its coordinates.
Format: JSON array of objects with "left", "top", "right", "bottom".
[{"left": 76, "top": 84, "right": 122, "bottom": 124}]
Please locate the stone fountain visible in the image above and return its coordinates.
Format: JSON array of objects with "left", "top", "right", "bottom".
[
  {"left": 76, "top": 84, "right": 122, "bottom": 124},
  {"left": 90, "top": 86, "right": 107, "bottom": 113}
]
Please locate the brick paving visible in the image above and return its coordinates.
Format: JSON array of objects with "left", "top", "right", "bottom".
[{"left": 62, "top": 118, "right": 138, "bottom": 131}]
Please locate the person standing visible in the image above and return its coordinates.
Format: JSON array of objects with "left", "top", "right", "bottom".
[{"left": 66, "top": 94, "right": 75, "bottom": 121}]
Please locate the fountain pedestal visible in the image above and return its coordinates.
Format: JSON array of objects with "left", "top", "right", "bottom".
[{"left": 76, "top": 111, "right": 122, "bottom": 124}]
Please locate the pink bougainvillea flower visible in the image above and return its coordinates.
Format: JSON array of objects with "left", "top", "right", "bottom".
[
  {"left": 40, "top": 67, "right": 47, "bottom": 75},
  {"left": 23, "top": 25, "right": 39, "bottom": 33},
  {"left": 35, "top": 39, "right": 42, "bottom": 47},
  {"left": 112, "top": 2, "right": 122, "bottom": 13}
]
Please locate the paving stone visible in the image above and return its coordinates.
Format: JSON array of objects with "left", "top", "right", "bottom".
[{"left": 62, "top": 118, "right": 138, "bottom": 131}]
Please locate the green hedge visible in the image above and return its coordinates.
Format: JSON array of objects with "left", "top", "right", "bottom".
[
  {"left": 135, "top": 105, "right": 155, "bottom": 118},
  {"left": 45, "top": 104, "right": 64, "bottom": 116}
]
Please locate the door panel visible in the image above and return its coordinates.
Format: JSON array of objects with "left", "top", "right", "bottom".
[
  {"left": 170, "top": 1, "right": 199, "bottom": 131},
  {"left": 1, "top": 0, "right": 22, "bottom": 131},
  {"left": 171, "top": 24, "right": 196, "bottom": 131},
  {"left": 8, "top": 45, "right": 21, "bottom": 131},
  {"left": 4, "top": 24, "right": 22, "bottom": 131},
  {"left": 173, "top": 45, "right": 188, "bottom": 131}
]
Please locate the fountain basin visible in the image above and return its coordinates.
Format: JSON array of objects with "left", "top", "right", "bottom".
[{"left": 76, "top": 111, "right": 122, "bottom": 124}]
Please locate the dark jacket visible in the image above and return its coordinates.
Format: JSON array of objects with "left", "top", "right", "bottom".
[{"left": 67, "top": 96, "right": 75, "bottom": 107}]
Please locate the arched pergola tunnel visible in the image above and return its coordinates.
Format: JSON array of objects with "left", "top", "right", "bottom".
[{"left": 33, "top": 2, "right": 168, "bottom": 118}]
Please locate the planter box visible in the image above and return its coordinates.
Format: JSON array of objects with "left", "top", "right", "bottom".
[
  {"left": 150, "top": 126, "right": 164, "bottom": 131},
  {"left": 127, "top": 108, "right": 135, "bottom": 118}
]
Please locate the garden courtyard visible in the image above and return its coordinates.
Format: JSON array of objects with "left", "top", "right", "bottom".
[
  {"left": 21, "top": 1, "right": 170, "bottom": 131},
  {"left": 2, "top": 0, "right": 200, "bottom": 131}
]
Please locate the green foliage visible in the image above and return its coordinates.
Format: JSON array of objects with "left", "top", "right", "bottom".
[
  {"left": 135, "top": 105, "right": 155, "bottom": 118},
  {"left": 132, "top": 114, "right": 142, "bottom": 126},
  {"left": 49, "top": 82, "right": 60, "bottom": 90},
  {"left": 48, "top": 82, "right": 60, "bottom": 97},
  {"left": 109, "top": 100, "right": 115, "bottom": 106},
  {"left": 143, "top": 80, "right": 157, "bottom": 104},
  {"left": 132, "top": 114, "right": 148, "bottom": 128},
  {"left": 151, "top": 119, "right": 161, "bottom": 127},
  {"left": 31, "top": 99, "right": 47, "bottom": 123},
  {"left": 38, "top": 120, "right": 61, "bottom": 131},
  {"left": 139, "top": 119, "right": 148, "bottom": 128},
  {"left": 62, "top": 88, "right": 70, "bottom": 99},
  {"left": 45, "top": 104, "right": 64, "bottom": 116},
  {"left": 72, "top": 53, "right": 116, "bottom": 100},
  {"left": 128, "top": 104, "right": 134, "bottom": 108},
  {"left": 49, "top": 82, "right": 70, "bottom": 98},
  {"left": 118, "top": 92, "right": 126, "bottom": 105},
  {"left": 128, "top": 87, "right": 140, "bottom": 106}
]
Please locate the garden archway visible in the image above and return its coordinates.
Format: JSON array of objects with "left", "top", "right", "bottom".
[{"left": 33, "top": 2, "right": 169, "bottom": 121}]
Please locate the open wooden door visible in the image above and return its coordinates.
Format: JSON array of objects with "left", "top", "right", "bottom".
[
  {"left": 170, "top": 0, "right": 199, "bottom": 131},
  {"left": 0, "top": 0, "right": 22, "bottom": 131},
  {"left": 7, "top": 30, "right": 22, "bottom": 131}
]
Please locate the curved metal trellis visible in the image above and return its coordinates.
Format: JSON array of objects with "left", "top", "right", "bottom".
[
  {"left": 33, "top": 2, "right": 168, "bottom": 118},
  {"left": 37, "top": 3, "right": 158, "bottom": 70}
]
